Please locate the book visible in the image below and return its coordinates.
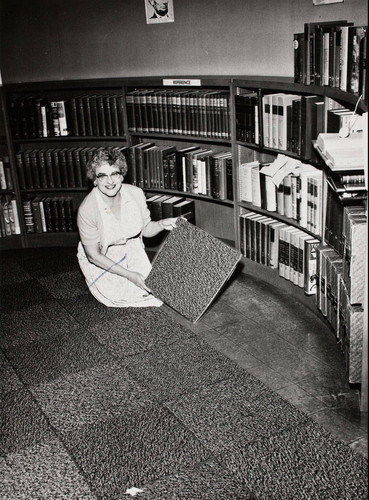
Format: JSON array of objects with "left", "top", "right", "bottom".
[
  {"left": 239, "top": 161, "right": 258, "bottom": 203},
  {"left": 172, "top": 199, "right": 195, "bottom": 224},
  {"left": 161, "top": 195, "right": 186, "bottom": 219},
  {"left": 150, "top": 194, "right": 172, "bottom": 221},
  {"left": 304, "top": 238, "right": 320, "bottom": 295},
  {"left": 300, "top": 95, "right": 324, "bottom": 160}
]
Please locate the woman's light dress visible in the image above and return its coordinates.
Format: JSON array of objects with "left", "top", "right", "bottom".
[{"left": 77, "top": 185, "right": 162, "bottom": 307}]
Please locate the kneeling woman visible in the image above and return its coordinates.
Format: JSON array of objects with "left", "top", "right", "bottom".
[{"left": 77, "top": 147, "right": 177, "bottom": 307}]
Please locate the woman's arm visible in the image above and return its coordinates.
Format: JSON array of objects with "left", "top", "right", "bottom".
[
  {"left": 142, "top": 217, "right": 177, "bottom": 238},
  {"left": 82, "top": 242, "right": 151, "bottom": 292}
]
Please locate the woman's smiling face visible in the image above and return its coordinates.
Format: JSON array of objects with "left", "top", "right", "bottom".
[{"left": 95, "top": 161, "right": 123, "bottom": 198}]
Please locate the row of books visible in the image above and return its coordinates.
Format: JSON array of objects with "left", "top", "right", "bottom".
[
  {"left": 15, "top": 146, "right": 126, "bottom": 190},
  {"left": 294, "top": 20, "right": 367, "bottom": 99},
  {"left": 0, "top": 155, "right": 14, "bottom": 190},
  {"left": 239, "top": 155, "right": 323, "bottom": 236},
  {"left": 126, "top": 89, "right": 230, "bottom": 139},
  {"left": 9, "top": 94, "right": 125, "bottom": 139},
  {"left": 239, "top": 211, "right": 320, "bottom": 295},
  {"left": 127, "top": 142, "right": 233, "bottom": 201},
  {"left": 0, "top": 195, "right": 21, "bottom": 237},
  {"left": 316, "top": 246, "right": 364, "bottom": 385},
  {"left": 22, "top": 195, "right": 76, "bottom": 234},
  {"left": 146, "top": 194, "right": 195, "bottom": 223}
]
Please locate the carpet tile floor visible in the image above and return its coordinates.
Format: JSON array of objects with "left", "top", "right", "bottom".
[{"left": 1, "top": 245, "right": 368, "bottom": 500}]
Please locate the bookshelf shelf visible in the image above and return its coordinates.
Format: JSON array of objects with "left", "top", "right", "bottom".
[{"left": 131, "top": 132, "right": 231, "bottom": 146}]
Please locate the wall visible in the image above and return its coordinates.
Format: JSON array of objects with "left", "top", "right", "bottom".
[{"left": 0, "top": 0, "right": 367, "bottom": 83}]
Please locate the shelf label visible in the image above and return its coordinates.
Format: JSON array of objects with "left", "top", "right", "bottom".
[{"left": 163, "top": 78, "right": 201, "bottom": 86}]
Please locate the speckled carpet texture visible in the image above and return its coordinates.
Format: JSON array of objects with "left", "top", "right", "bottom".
[
  {"left": 146, "top": 218, "right": 242, "bottom": 321},
  {"left": 1, "top": 247, "right": 368, "bottom": 500}
]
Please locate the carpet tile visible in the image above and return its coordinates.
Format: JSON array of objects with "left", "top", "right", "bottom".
[
  {"left": 39, "top": 269, "right": 87, "bottom": 299},
  {"left": 61, "top": 404, "right": 211, "bottom": 500},
  {"left": 89, "top": 308, "right": 195, "bottom": 357},
  {"left": 1, "top": 356, "right": 23, "bottom": 394},
  {"left": 221, "top": 420, "right": 368, "bottom": 500},
  {"left": 30, "top": 362, "right": 152, "bottom": 433},
  {"left": 0, "top": 259, "right": 32, "bottom": 285},
  {"left": 166, "top": 372, "right": 311, "bottom": 453},
  {"left": 4, "top": 328, "right": 112, "bottom": 386},
  {"left": 0, "top": 278, "right": 53, "bottom": 312},
  {"left": 0, "top": 437, "right": 97, "bottom": 500},
  {"left": 140, "top": 459, "right": 257, "bottom": 499},
  {"left": 1, "top": 387, "right": 55, "bottom": 455},
  {"left": 1, "top": 247, "right": 367, "bottom": 499},
  {"left": 123, "top": 336, "right": 242, "bottom": 402},
  {"left": 146, "top": 218, "right": 241, "bottom": 322},
  {"left": 1, "top": 301, "right": 80, "bottom": 349}
]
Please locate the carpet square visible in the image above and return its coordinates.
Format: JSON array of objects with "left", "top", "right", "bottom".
[
  {"left": 1, "top": 301, "right": 80, "bottom": 349},
  {"left": 59, "top": 292, "right": 139, "bottom": 327},
  {"left": 1, "top": 356, "right": 24, "bottom": 394},
  {"left": 5, "top": 328, "right": 112, "bottom": 386},
  {"left": 146, "top": 218, "right": 241, "bottom": 322},
  {"left": 39, "top": 269, "right": 87, "bottom": 299},
  {"left": 18, "top": 247, "right": 79, "bottom": 278},
  {"left": 140, "top": 459, "right": 257, "bottom": 499},
  {"left": 90, "top": 308, "right": 195, "bottom": 357},
  {"left": 166, "top": 372, "right": 311, "bottom": 453},
  {"left": 221, "top": 420, "right": 368, "bottom": 500},
  {"left": 0, "top": 437, "right": 96, "bottom": 500},
  {"left": 123, "top": 336, "right": 241, "bottom": 402},
  {"left": 30, "top": 362, "right": 152, "bottom": 433},
  {"left": 0, "top": 278, "right": 53, "bottom": 312},
  {"left": 61, "top": 403, "right": 211, "bottom": 500},
  {"left": 1, "top": 388, "right": 55, "bottom": 455},
  {"left": 0, "top": 259, "right": 32, "bottom": 285}
]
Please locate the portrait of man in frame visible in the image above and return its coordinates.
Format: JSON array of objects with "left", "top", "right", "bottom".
[{"left": 145, "top": 0, "right": 175, "bottom": 24}]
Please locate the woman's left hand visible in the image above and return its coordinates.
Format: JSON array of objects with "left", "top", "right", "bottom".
[{"left": 159, "top": 218, "right": 178, "bottom": 231}]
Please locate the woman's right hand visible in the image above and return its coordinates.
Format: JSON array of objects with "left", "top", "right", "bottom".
[{"left": 128, "top": 271, "right": 151, "bottom": 293}]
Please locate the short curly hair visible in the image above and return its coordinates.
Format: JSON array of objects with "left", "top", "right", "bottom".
[{"left": 86, "top": 147, "right": 128, "bottom": 180}]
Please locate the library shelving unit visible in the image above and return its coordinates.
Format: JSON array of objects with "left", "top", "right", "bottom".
[{"left": 0, "top": 75, "right": 367, "bottom": 409}]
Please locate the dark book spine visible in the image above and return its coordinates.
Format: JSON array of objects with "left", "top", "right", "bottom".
[
  {"left": 82, "top": 96, "right": 93, "bottom": 136},
  {"left": 37, "top": 150, "right": 48, "bottom": 188},
  {"left": 66, "top": 98, "right": 79, "bottom": 136},
  {"left": 22, "top": 150, "right": 34, "bottom": 188},
  {"left": 44, "top": 149, "right": 55, "bottom": 188},
  {"left": 116, "top": 94, "right": 125, "bottom": 136},
  {"left": 96, "top": 96, "right": 107, "bottom": 136},
  {"left": 76, "top": 97, "right": 86, "bottom": 136},
  {"left": 226, "top": 156, "right": 233, "bottom": 201},
  {"left": 109, "top": 95, "right": 120, "bottom": 136},
  {"left": 58, "top": 150, "right": 69, "bottom": 188},
  {"left": 29, "top": 150, "right": 41, "bottom": 189},
  {"left": 103, "top": 95, "right": 113, "bottom": 136},
  {"left": 89, "top": 95, "right": 100, "bottom": 136},
  {"left": 65, "top": 149, "right": 76, "bottom": 187},
  {"left": 15, "top": 152, "right": 27, "bottom": 189}
]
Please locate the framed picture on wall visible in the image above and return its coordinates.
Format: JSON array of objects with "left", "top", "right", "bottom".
[{"left": 145, "top": 0, "right": 174, "bottom": 24}]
